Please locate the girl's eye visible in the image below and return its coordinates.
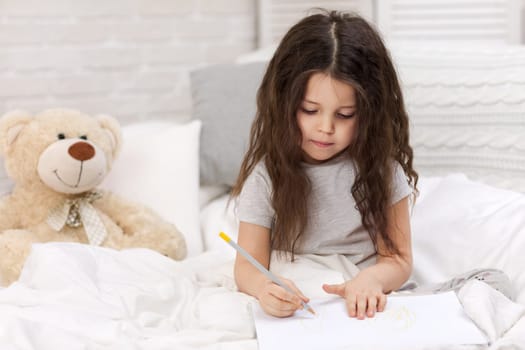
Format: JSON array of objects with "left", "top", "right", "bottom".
[
  {"left": 337, "top": 113, "right": 355, "bottom": 119},
  {"left": 57, "top": 133, "right": 65, "bottom": 140},
  {"left": 301, "top": 107, "right": 317, "bottom": 115},
  {"left": 79, "top": 135, "right": 88, "bottom": 140}
]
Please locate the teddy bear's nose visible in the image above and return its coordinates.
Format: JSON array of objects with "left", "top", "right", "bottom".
[{"left": 68, "top": 141, "right": 95, "bottom": 161}]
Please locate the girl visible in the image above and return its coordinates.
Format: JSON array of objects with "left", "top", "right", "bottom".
[{"left": 231, "top": 10, "right": 418, "bottom": 319}]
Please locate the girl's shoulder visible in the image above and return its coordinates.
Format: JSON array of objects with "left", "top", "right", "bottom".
[
  {"left": 245, "top": 159, "right": 272, "bottom": 187},
  {"left": 238, "top": 159, "right": 273, "bottom": 204},
  {"left": 251, "top": 159, "right": 269, "bottom": 176}
]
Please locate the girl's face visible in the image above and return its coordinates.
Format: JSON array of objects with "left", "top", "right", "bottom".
[{"left": 297, "top": 72, "right": 357, "bottom": 164}]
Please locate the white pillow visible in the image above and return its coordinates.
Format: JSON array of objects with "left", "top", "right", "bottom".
[
  {"left": 411, "top": 174, "right": 525, "bottom": 304},
  {"left": 200, "top": 194, "right": 238, "bottom": 257},
  {"left": 101, "top": 120, "right": 203, "bottom": 257}
]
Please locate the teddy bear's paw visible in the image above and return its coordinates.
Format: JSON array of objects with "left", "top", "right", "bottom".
[
  {"left": 115, "top": 231, "right": 187, "bottom": 261},
  {"left": 0, "top": 264, "right": 23, "bottom": 286},
  {"left": 141, "top": 225, "right": 187, "bottom": 260},
  {"left": 162, "top": 235, "right": 187, "bottom": 260}
]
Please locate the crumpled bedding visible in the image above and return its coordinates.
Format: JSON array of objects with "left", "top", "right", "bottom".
[{"left": 0, "top": 243, "right": 523, "bottom": 350}]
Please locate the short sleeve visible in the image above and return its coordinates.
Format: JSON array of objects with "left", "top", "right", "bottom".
[
  {"left": 390, "top": 161, "right": 413, "bottom": 205},
  {"left": 236, "top": 162, "right": 274, "bottom": 228}
]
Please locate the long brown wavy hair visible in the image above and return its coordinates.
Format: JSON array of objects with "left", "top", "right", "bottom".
[{"left": 231, "top": 10, "right": 418, "bottom": 258}]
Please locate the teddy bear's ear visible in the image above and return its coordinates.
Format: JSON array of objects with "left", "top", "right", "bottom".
[
  {"left": 0, "top": 110, "right": 34, "bottom": 155},
  {"left": 96, "top": 114, "right": 122, "bottom": 159}
]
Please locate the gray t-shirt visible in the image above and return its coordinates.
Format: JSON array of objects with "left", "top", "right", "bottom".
[{"left": 237, "top": 154, "right": 413, "bottom": 265}]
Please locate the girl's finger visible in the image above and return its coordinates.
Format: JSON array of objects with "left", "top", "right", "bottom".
[
  {"left": 344, "top": 293, "right": 357, "bottom": 317},
  {"left": 355, "top": 294, "right": 368, "bottom": 319},
  {"left": 283, "top": 280, "right": 309, "bottom": 303},
  {"left": 259, "top": 294, "right": 298, "bottom": 317},
  {"left": 290, "top": 281, "right": 310, "bottom": 303},
  {"left": 322, "top": 283, "right": 345, "bottom": 297},
  {"left": 377, "top": 294, "right": 387, "bottom": 312},
  {"left": 366, "top": 296, "right": 378, "bottom": 317},
  {"left": 261, "top": 301, "right": 295, "bottom": 318},
  {"left": 268, "top": 284, "right": 303, "bottom": 308}
]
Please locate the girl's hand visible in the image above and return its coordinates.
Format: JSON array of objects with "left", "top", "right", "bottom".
[
  {"left": 322, "top": 273, "right": 387, "bottom": 319},
  {"left": 257, "top": 277, "right": 309, "bottom": 318}
]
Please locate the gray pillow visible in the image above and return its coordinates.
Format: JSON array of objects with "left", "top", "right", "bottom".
[{"left": 190, "top": 62, "right": 267, "bottom": 186}]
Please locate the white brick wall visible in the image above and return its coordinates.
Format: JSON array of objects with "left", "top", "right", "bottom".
[
  {"left": 0, "top": 0, "right": 257, "bottom": 123},
  {"left": 522, "top": 0, "right": 525, "bottom": 42}
]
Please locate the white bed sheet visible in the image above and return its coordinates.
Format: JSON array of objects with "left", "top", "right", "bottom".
[
  {"left": 0, "top": 243, "right": 256, "bottom": 350},
  {"left": 0, "top": 242, "right": 524, "bottom": 349},
  {"left": 1, "top": 174, "right": 524, "bottom": 349}
]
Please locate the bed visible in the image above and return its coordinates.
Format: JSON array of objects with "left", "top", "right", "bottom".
[{"left": 0, "top": 43, "right": 525, "bottom": 349}]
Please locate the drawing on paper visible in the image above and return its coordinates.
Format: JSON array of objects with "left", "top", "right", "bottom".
[
  {"left": 365, "top": 305, "right": 417, "bottom": 331},
  {"left": 297, "top": 303, "right": 417, "bottom": 334}
]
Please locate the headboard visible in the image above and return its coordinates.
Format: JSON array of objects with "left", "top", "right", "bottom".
[{"left": 390, "top": 43, "right": 525, "bottom": 193}]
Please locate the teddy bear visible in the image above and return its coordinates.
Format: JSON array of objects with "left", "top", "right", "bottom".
[{"left": 0, "top": 108, "right": 187, "bottom": 286}]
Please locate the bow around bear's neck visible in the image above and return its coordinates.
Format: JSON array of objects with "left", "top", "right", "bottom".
[{"left": 46, "top": 190, "right": 107, "bottom": 246}]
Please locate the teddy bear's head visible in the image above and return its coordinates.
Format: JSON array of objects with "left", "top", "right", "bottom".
[{"left": 0, "top": 108, "right": 121, "bottom": 194}]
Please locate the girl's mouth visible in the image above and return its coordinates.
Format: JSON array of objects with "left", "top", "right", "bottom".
[{"left": 311, "top": 140, "right": 334, "bottom": 148}]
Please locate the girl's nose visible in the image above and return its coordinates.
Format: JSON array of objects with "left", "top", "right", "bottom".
[{"left": 318, "top": 114, "right": 335, "bottom": 134}]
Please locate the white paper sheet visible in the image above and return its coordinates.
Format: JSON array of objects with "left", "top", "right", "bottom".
[{"left": 252, "top": 291, "right": 487, "bottom": 350}]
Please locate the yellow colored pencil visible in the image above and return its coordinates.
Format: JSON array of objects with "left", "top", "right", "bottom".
[{"left": 219, "top": 231, "right": 316, "bottom": 315}]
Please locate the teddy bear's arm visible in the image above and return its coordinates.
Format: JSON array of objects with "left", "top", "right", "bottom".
[
  {"left": 95, "top": 190, "right": 171, "bottom": 235},
  {"left": 94, "top": 190, "right": 187, "bottom": 260},
  {"left": 0, "top": 197, "right": 21, "bottom": 231}
]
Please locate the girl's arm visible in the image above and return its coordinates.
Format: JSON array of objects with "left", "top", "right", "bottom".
[
  {"left": 363, "top": 195, "right": 413, "bottom": 292},
  {"left": 323, "top": 196, "right": 413, "bottom": 319},
  {"left": 234, "top": 221, "right": 309, "bottom": 317}
]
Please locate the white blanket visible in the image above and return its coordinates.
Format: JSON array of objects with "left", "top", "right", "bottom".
[{"left": 0, "top": 243, "right": 523, "bottom": 350}]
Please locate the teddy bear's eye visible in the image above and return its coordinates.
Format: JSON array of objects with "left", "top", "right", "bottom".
[
  {"left": 57, "top": 133, "right": 66, "bottom": 140},
  {"left": 79, "top": 135, "right": 88, "bottom": 140}
]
